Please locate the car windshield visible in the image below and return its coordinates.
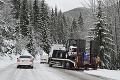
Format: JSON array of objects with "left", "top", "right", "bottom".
[{"left": 19, "top": 56, "right": 32, "bottom": 58}]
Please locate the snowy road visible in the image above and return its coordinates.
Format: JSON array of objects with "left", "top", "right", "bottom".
[{"left": 0, "top": 62, "right": 114, "bottom": 80}]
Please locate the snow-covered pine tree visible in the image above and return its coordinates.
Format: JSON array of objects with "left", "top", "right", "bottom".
[
  {"left": 12, "top": 0, "right": 21, "bottom": 19},
  {"left": 71, "top": 19, "right": 77, "bottom": 39},
  {"left": 0, "top": 0, "right": 17, "bottom": 55},
  {"left": 93, "top": 0, "right": 106, "bottom": 69},
  {"left": 97, "top": 0, "right": 115, "bottom": 69},
  {"left": 49, "top": 8, "right": 56, "bottom": 44},
  {"left": 0, "top": 27, "right": 3, "bottom": 54},
  {"left": 33, "top": 0, "right": 40, "bottom": 31},
  {"left": 78, "top": 13, "right": 84, "bottom": 31},
  {"left": 57, "top": 10, "right": 64, "bottom": 44},
  {"left": 32, "top": 0, "right": 43, "bottom": 52},
  {"left": 20, "top": 0, "right": 29, "bottom": 36},
  {"left": 54, "top": 6, "right": 59, "bottom": 43},
  {"left": 1, "top": 0, "right": 16, "bottom": 40},
  {"left": 65, "top": 17, "right": 72, "bottom": 39},
  {"left": 111, "top": 0, "right": 120, "bottom": 69},
  {"left": 102, "top": 0, "right": 116, "bottom": 69},
  {"left": 49, "top": 8, "right": 69, "bottom": 44},
  {"left": 117, "top": 0, "right": 120, "bottom": 70},
  {"left": 0, "top": 0, "right": 4, "bottom": 54},
  {"left": 11, "top": 0, "right": 22, "bottom": 54},
  {"left": 77, "top": 13, "right": 84, "bottom": 39},
  {"left": 26, "top": 35, "right": 34, "bottom": 55},
  {"left": 62, "top": 14, "right": 69, "bottom": 44},
  {"left": 49, "top": 6, "right": 62, "bottom": 44},
  {"left": 39, "top": 0, "right": 50, "bottom": 54},
  {"left": 91, "top": 0, "right": 115, "bottom": 69},
  {"left": 27, "top": 0, "right": 35, "bottom": 56}
]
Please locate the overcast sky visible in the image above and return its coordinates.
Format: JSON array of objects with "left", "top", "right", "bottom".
[{"left": 45, "top": 0, "right": 89, "bottom": 12}]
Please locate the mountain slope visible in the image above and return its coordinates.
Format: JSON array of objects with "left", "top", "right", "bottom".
[
  {"left": 64, "top": 7, "right": 94, "bottom": 39},
  {"left": 64, "top": 7, "right": 90, "bottom": 21}
]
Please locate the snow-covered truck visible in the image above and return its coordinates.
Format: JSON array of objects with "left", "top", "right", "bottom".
[{"left": 48, "top": 39, "right": 99, "bottom": 70}]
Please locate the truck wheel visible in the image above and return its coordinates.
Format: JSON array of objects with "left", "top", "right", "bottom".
[
  {"left": 17, "top": 65, "right": 19, "bottom": 68},
  {"left": 49, "top": 64, "right": 52, "bottom": 67},
  {"left": 66, "top": 61, "right": 72, "bottom": 70},
  {"left": 93, "top": 64, "right": 97, "bottom": 70},
  {"left": 31, "top": 66, "right": 33, "bottom": 69},
  {"left": 62, "top": 61, "right": 66, "bottom": 69}
]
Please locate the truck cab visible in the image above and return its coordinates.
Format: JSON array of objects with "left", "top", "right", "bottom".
[{"left": 68, "top": 46, "right": 77, "bottom": 58}]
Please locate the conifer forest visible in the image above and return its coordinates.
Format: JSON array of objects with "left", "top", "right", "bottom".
[{"left": 0, "top": 0, "right": 120, "bottom": 70}]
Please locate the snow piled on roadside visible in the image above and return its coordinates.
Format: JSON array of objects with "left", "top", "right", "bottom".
[
  {"left": 0, "top": 60, "right": 14, "bottom": 69},
  {"left": 84, "top": 69, "right": 120, "bottom": 80},
  {"left": 0, "top": 54, "right": 18, "bottom": 69}
]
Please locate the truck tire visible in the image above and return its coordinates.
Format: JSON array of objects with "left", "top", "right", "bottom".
[
  {"left": 49, "top": 64, "right": 52, "bottom": 67},
  {"left": 31, "top": 66, "right": 33, "bottom": 69},
  {"left": 49, "top": 60, "right": 53, "bottom": 67},
  {"left": 62, "top": 61, "right": 66, "bottom": 69},
  {"left": 17, "top": 65, "right": 19, "bottom": 68},
  {"left": 66, "top": 61, "right": 72, "bottom": 70},
  {"left": 93, "top": 64, "right": 97, "bottom": 70}
]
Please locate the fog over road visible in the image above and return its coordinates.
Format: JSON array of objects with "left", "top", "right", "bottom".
[{"left": 0, "top": 62, "right": 114, "bottom": 80}]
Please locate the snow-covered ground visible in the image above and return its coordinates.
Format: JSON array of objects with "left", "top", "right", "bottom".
[
  {"left": 84, "top": 69, "right": 120, "bottom": 80},
  {"left": 0, "top": 50, "right": 120, "bottom": 80},
  {"left": 0, "top": 54, "right": 17, "bottom": 69}
]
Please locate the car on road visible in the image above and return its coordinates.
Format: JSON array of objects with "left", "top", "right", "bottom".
[
  {"left": 17, "top": 55, "right": 34, "bottom": 69},
  {"left": 40, "top": 55, "right": 48, "bottom": 64}
]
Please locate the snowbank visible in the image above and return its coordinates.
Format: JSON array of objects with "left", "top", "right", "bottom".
[
  {"left": 84, "top": 69, "right": 120, "bottom": 80},
  {"left": 0, "top": 54, "right": 18, "bottom": 69}
]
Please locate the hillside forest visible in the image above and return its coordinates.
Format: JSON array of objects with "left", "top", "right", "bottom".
[{"left": 0, "top": 0, "right": 120, "bottom": 70}]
